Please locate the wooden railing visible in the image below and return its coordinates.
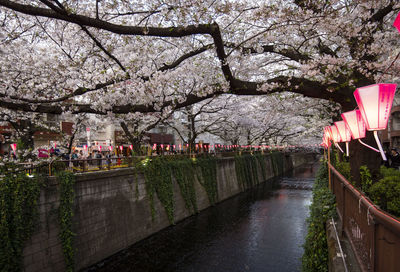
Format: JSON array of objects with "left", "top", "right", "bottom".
[{"left": 328, "top": 162, "right": 400, "bottom": 272}]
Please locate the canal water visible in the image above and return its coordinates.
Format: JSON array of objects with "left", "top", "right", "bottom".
[{"left": 84, "top": 160, "right": 319, "bottom": 272}]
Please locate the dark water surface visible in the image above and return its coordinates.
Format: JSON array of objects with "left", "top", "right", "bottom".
[{"left": 85, "top": 161, "right": 319, "bottom": 272}]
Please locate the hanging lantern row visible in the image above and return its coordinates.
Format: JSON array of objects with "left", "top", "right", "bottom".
[
  {"left": 147, "top": 143, "right": 321, "bottom": 151},
  {"left": 322, "top": 83, "right": 397, "bottom": 161}
]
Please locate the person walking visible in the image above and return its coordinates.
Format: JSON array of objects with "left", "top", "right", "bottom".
[{"left": 390, "top": 148, "right": 400, "bottom": 169}]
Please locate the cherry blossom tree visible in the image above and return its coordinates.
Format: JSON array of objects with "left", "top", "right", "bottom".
[
  {"left": 164, "top": 95, "right": 230, "bottom": 152},
  {"left": 207, "top": 94, "right": 335, "bottom": 146},
  {"left": 1, "top": 0, "right": 400, "bottom": 180}
]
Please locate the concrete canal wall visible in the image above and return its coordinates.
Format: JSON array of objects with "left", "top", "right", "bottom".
[{"left": 22, "top": 153, "right": 316, "bottom": 271}]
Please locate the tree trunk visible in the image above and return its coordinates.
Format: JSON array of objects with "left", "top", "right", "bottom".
[
  {"left": 120, "top": 122, "right": 143, "bottom": 155},
  {"left": 16, "top": 120, "right": 35, "bottom": 150}
]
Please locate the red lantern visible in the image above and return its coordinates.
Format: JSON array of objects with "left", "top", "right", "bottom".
[
  {"left": 354, "top": 83, "right": 396, "bottom": 131},
  {"left": 99, "top": 145, "right": 102, "bottom": 151},
  {"left": 10, "top": 143, "right": 17, "bottom": 151},
  {"left": 329, "top": 126, "right": 342, "bottom": 143},
  {"left": 129, "top": 145, "right": 133, "bottom": 150},
  {"left": 329, "top": 125, "right": 344, "bottom": 153},
  {"left": 322, "top": 133, "right": 330, "bottom": 149},
  {"left": 334, "top": 121, "right": 351, "bottom": 156},
  {"left": 324, "top": 126, "right": 332, "bottom": 140},
  {"left": 394, "top": 11, "right": 400, "bottom": 34},
  {"left": 341, "top": 110, "right": 366, "bottom": 140},
  {"left": 334, "top": 121, "right": 351, "bottom": 142},
  {"left": 119, "top": 146, "right": 123, "bottom": 151},
  {"left": 353, "top": 83, "right": 396, "bottom": 161}
]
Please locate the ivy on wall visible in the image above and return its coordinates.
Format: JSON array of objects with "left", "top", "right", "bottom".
[
  {"left": 57, "top": 171, "right": 76, "bottom": 272},
  {"left": 195, "top": 157, "right": 218, "bottom": 206},
  {"left": 255, "top": 154, "right": 267, "bottom": 181},
  {"left": 270, "top": 152, "right": 284, "bottom": 176},
  {"left": 143, "top": 157, "right": 175, "bottom": 224},
  {"left": 0, "top": 172, "right": 42, "bottom": 272},
  {"left": 170, "top": 159, "right": 198, "bottom": 214},
  {"left": 302, "top": 162, "right": 336, "bottom": 272},
  {"left": 235, "top": 155, "right": 259, "bottom": 190}
]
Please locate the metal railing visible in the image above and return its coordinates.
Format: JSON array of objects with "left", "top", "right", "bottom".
[
  {"left": 328, "top": 162, "right": 400, "bottom": 272},
  {"left": 48, "top": 157, "right": 143, "bottom": 176},
  {"left": 4, "top": 150, "right": 312, "bottom": 176}
]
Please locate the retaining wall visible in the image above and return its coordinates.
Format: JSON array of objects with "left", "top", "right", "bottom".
[{"left": 22, "top": 152, "right": 316, "bottom": 271}]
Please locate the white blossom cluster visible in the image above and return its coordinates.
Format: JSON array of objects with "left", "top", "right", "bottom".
[{"left": 0, "top": 0, "right": 399, "bottom": 151}]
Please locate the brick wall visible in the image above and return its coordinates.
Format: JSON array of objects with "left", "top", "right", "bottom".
[{"left": 22, "top": 153, "right": 316, "bottom": 271}]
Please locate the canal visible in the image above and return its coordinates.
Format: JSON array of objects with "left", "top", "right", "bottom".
[{"left": 84, "top": 160, "right": 319, "bottom": 272}]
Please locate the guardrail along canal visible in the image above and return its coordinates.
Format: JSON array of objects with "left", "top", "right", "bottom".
[{"left": 85, "top": 161, "right": 319, "bottom": 272}]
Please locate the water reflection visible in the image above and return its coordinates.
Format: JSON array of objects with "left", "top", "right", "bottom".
[{"left": 84, "top": 161, "right": 319, "bottom": 272}]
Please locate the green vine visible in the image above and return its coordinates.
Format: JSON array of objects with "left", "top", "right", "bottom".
[
  {"left": 195, "top": 157, "right": 218, "bottom": 205},
  {"left": 235, "top": 155, "right": 259, "bottom": 190},
  {"left": 359, "top": 165, "right": 372, "bottom": 193},
  {"left": 170, "top": 159, "right": 198, "bottom": 214},
  {"left": 302, "top": 161, "right": 336, "bottom": 272},
  {"left": 57, "top": 171, "right": 76, "bottom": 272},
  {"left": 143, "top": 157, "right": 175, "bottom": 224},
  {"left": 255, "top": 154, "right": 267, "bottom": 181},
  {"left": 134, "top": 168, "right": 140, "bottom": 200},
  {"left": 0, "top": 172, "right": 42, "bottom": 272},
  {"left": 270, "top": 152, "right": 284, "bottom": 176}
]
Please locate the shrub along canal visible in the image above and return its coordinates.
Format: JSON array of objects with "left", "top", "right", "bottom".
[{"left": 84, "top": 160, "right": 319, "bottom": 272}]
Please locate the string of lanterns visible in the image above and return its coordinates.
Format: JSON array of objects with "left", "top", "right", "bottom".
[
  {"left": 323, "top": 14, "right": 400, "bottom": 160},
  {"left": 322, "top": 83, "right": 397, "bottom": 161}
]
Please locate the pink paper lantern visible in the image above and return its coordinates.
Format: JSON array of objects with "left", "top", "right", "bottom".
[
  {"left": 99, "top": 145, "right": 102, "bottom": 151},
  {"left": 322, "top": 133, "right": 330, "bottom": 148},
  {"left": 129, "top": 145, "right": 133, "bottom": 150},
  {"left": 394, "top": 11, "right": 400, "bottom": 34},
  {"left": 329, "top": 125, "right": 341, "bottom": 143},
  {"left": 10, "top": 143, "right": 17, "bottom": 151},
  {"left": 324, "top": 126, "right": 332, "bottom": 140},
  {"left": 334, "top": 121, "right": 351, "bottom": 142},
  {"left": 119, "top": 146, "right": 123, "bottom": 151},
  {"left": 341, "top": 110, "right": 366, "bottom": 140},
  {"left": 108, "top": 146, "right": 113, "bottom": 151},
  {"left": 354, "top": 83, "right": 396, "bottom": 131}
]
